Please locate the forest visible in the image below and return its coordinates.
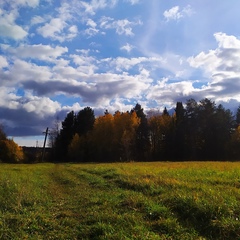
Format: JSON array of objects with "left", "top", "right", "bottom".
[
  {"left": 1, "top": 97, "right": 240, "bottom": 163},
  {"left": 51, "top": 98, "right": 240, "bottom": 163}
]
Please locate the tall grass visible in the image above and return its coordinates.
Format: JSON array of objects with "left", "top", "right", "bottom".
[{"left": 0, "top": 162, "right": 240, "bottom": 239}]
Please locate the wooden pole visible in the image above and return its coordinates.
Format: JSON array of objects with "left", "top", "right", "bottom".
[{"left": 42, "top": 127, "right": 49, "bottom": 162}]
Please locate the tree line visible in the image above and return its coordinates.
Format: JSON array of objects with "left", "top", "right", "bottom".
[{"left": 51, "top": 98, "right": 240, "bottom": 162}]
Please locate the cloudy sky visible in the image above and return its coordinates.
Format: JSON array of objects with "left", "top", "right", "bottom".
[{"left": 1, "top": 0, "right": 240, "bottom": 146}]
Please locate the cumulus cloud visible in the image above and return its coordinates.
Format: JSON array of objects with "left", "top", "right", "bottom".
[
  {"left": 1, "top": 44, "right": 68, "bottom": 62},
  {"left": 37, "top": 17, "right": 78, "bottom": 42},
  {"left": 0, "top": 0, "right": 41, "bottom": 40},
  {"left": 147, "top": 78, "right": 197, "bottom": 105},
  {"left": 0, "top": 12, "right": 27, "bottom": 40},
  {"left": 0, "top": 94, "right": 62, "bottom": 137},
  {"left": 188, "top": 32, "right": 240, "bottom": 76},
  {"left": 36, "top": 2, "right": 79, "bottom": 42},
  {"left": 188, "top": 32, "right": 240, "bottom": 102}
]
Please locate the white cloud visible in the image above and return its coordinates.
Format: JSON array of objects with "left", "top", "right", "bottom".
[
  {"left": 5, "top": 59, "right": 53, "bottom": 86},
  {"left": 0, "top": 12, "right": 27, "bottom": 40},
  {"left": 0, "top": 56, "right": 8, "bottom": 68},
  {"left": 36, "top": 2, "right": 79, "bottom": 42},
  {"left": 11, "top": 0, "right": 40, "bottom": 8},
  {"left": 37, "top": 17, "right": 78, "bottom": 42},
  {"left": 23, "top": 95, "right": 61, "bottom": 117},
  {"left": 163, "top": 5, "right": 194, "bottom": 21},
  {"left": 188, "top": 32, "right": 240, "bottom": 103},
  {"left": 164, "top": 6, "right": 182, "bottom": 21},
  {"left": 100, "top": 17, "right": 142, "bottom": 36},
  {"left": 214, "top": 32, "right": 240, "bottom": 49},
  {"left": 67, "top": 25, "right": 78, "bottom": 39},
  {"left": 125, "top": 0, "right": 140, "bottom": 5},
  {"left": 120, "top": 43, "right": 134, "bottom": 52},
  {"left": 2, "top": 44, "right": 68, "bottom": 62},
  {"left": 0, "top": 87, "right": 20, "bottom": 110},
  {"left": 188, "top": 32, "right": 240, "bottom": 76},
  {"left": 84, "top": 19, "right": 99, "bottom": 36},
  {"left": 71, "top": 0, "right": 118, "bottom": 16},
  {"left": 147, "top": 78, "right": 196, "bottom": 106},
  {"left": 37, "top": 18, "right": 65, "bottom": 41},
  {"left": 0, "top": 0, "right": 41, "bottom": 40},
  {"left": 87, "top": 19, "right": 97, "bottom": 28},
  {"left": 31, "top": 16, "right": 45, "bottom": 25}
]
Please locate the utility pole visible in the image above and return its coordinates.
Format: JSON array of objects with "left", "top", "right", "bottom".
[{"left": 42, "top": 127, "right": 49, "bottom": 162}]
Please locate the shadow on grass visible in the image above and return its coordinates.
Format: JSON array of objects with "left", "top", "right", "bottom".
[{"left": 166, "top": 196, "right": 240, "bottom": 240}]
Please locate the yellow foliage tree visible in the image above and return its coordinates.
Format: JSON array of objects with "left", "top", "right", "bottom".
[
  {"left": 113, "top": 111, "right": 139, "bottom": 161},
  {"left": 90, "top": 113, "right": 115, "bottom": 161},
  {"left": 0, "top": 139, "right": 24, "bottom": 163}
]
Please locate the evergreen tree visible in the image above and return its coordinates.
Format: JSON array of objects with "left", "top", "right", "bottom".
[
  {"left": 185, "top": 98, "right": 200, "bottom": 159},
  {"left": 163, "top": 107, "right": 169, "bottom": 116},
  {"left": 131, "top": 104, "right": 150, "bottom": 161},
  {"left": 198, "top": 98, "right": 217, "bottom": 159},
  {"left": 174, "top": 102, "right": 186, "bottom": 160},
  {"left": 236, "top": 106, "right": 240, "bottom": 126},
  {"left": 55, "top": 111, "right": 76, "bottom": 161},
  {"left": 75, "top": 107, "right": 95, "bottom": 136}
]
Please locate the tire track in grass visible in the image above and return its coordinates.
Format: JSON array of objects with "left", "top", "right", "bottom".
[
  {"left": 44, "top": 164, "right": 93, "bottom": 239},
  {"left": 74, "top": 166, "right": 200, "bottom": 239},
  {"left": 63, "top": 166, "right": 170, "bottom": 239}
]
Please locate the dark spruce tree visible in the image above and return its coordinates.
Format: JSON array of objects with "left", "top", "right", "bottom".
[
  {"left": 174, "top": 102, "right": 186, "bottom": 160},
  {"left": 131, "top": 103, "right": 150, "bottom": 161},
  {"left": 55, "top": 110, "right": 76, "bottom": 161},
  {"left": 74, "top": 107, "right": 95, "bottom": 161},
  {"left": 185, "top": 98, "right": 200, "bottom": 160},
  {"left": 236, "top": 105, "right": 240, "bottom": 126},
  {"left": 75, "top": 107, "right": 95, "bottom": 136}
]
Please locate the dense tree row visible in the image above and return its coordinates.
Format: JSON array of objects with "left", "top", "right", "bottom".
[{"left": 52, "top": 98, "right": 240, "bottom": 162}]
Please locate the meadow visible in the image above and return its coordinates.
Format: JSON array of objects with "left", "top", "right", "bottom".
[{"left": 0, "top": 162, "right": 240, "bottom": 239}]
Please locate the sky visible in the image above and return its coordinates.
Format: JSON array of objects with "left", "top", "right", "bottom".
[{"left": 1, "top": 0, "right": 240, "bottom": 147}]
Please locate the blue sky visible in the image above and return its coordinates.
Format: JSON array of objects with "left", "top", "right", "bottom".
[{"left": 1, "top": 0, "right": 240, "bottom": 146}]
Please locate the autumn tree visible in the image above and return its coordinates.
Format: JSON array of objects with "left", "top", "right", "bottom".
[
  {"left": 90, "top": 113, "right": 115, "bottom": 162},
  {"left": 113, "top": 111, "right": 139, "bottom": 161},
  {"left": 68, "top": 133, "right": 88, "bottom": 162},
  {"left": 0, "top": 126, "right": 24, "bottom": 163}
]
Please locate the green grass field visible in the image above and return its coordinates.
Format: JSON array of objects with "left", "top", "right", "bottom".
[{"left": 1, "top": 162, "right": 240, "bottom": 239}]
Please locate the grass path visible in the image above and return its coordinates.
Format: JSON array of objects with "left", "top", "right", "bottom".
[{"left": 0, "top": 162, "right": 240, "bottom": 239}]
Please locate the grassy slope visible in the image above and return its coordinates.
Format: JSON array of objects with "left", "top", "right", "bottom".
[{"left": 0, "top": 162, "right": 240, "bottom": 239}]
